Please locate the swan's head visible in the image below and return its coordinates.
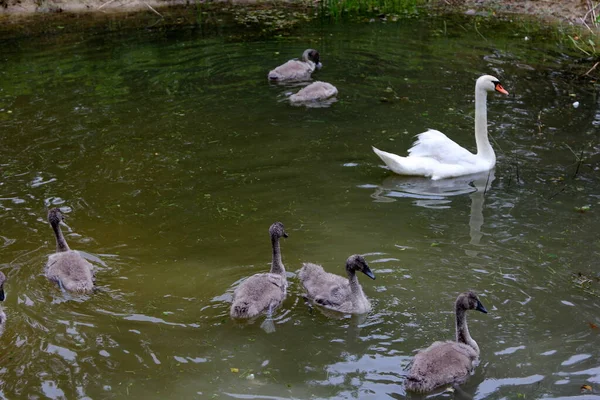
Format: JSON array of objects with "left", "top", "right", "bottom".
[
  {"left": 302, "top": 49, "right": 322, "bottom": 69},
  {"left": 346, "top": 254, "right": 376, "bottom": 280},
  {"left": 477, "top": 75, "right": 509, "bottom": 95},
  {"left": 0, "top": 271, "right": 6, "bottom": 301},
  {"left": 269, "top": 221, "right": 288, "bottom": 240},
  {"left": 456, "top": 291, "right": 488, "bottom": 313},
  {"left": 48, "top": 208, "right": 67, "bottom": 227}
]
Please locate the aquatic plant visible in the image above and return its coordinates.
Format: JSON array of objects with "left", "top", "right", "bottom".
[{"left": 317, "top": 0, "right": 424, "bottom": 18}]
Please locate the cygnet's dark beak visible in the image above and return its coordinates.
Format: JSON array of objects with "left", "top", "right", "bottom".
[
  {"left": 283, "top": 232, "right": 289, "bottom": 239},
  {"left": 0, "top": 287, "right": 5, "bottom": 302},
  {"left": 475, "top": 299, "right": 488, "bottom": 314},
  {"left": 362, "top": 265, "right": 376, "bottom": 280}
]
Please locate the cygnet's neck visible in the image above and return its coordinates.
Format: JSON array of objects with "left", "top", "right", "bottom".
[
  {"left": 52, "top": 221, "right": 70, "bottom": 253},
  {"left": 270, "top": 235, "right": 285, "bottom": 275},
  {"left": 346, "top": 267, "right": 362, "bottom": 294},
  {"left": 456, "top": 305, "right": 480, "bottom": 355},
  {"left": 474, "top": 85, "right": 495, "bottom": 162}
]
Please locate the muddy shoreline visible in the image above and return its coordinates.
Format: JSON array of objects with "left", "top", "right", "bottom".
[{"left": 0, "top": 0, "right": 595, "bottom": 26}]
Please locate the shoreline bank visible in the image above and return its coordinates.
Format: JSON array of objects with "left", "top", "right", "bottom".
[{"left": 0, "top": 0, "right": 596, "bottom": 26}]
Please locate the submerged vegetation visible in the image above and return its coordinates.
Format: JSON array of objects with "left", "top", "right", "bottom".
[
  {"left": 318, "top": 0, "right": 423, "bottom": 18},
  {"left": 1, "top": 0, "right": 600, "bottom": 76}
]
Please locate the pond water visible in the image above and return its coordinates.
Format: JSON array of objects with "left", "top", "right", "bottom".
[{"left": 0, "top": 8, "right": 599, "bottom": 399}]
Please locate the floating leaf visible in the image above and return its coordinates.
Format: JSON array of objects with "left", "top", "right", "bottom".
[
  {"left": 230, "top": 368, "right": 239, "bottom": 373},
  {"left": 581, "top": 384, "right": 593, "bottom": 393},
  {"left": 574, "top": 205, "right": 591, "bottom": 213},
  {"left": 589, "top": 322, "right": 599, "bottom": 330}
]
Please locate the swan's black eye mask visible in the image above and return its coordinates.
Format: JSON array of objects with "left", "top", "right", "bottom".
[{"left": 493, "top": 81, "right": 509, "bottom": 95}]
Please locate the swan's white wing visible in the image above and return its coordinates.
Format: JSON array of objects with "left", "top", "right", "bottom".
[{"left": 408, "top": 129, "right": 475, "bottom": 165}]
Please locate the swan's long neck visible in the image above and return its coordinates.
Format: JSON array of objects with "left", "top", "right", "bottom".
[
  {"left": 474, "top": 85, "right": 495, "bottom": 162},
  {"left": 456, "top": 305, "right": 480, "bottom": 355},
  {"left": 52, "top": 222, "right": 70, "bottom": 253},
  {"left": 346, "top": 268, "right": 362, "bottom": 295},
  {"left": 270, "top": 236, "right": 285, "bottom": 275}
]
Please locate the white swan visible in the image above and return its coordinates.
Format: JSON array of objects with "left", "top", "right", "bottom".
[{"left": 372, "top": 75, "right": 508, "bottom": 180}]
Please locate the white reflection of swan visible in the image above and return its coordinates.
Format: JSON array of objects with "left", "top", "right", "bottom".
[{"left": 369, "top": 170, "right": 496, "bottom": 246}]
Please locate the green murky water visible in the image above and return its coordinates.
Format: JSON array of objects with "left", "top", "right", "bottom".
[{"left": 0, "top": 8, "right": 599, "bottom": 399}]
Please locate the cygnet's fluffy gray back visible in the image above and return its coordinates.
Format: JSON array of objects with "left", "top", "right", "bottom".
[
  {"left": 46, "top": 208, "right": 94, "bottom": 293},
  {"left": 404, "top": 340, "right": 478, "bottom": 392},
  {"left": 230, "top": 221, "right": 288, "bottom": 319},
  {"left": 46, "top": 252, "right": 95, "bottom": 293},
  {"left": 268, "top": 49, "right": 320, "bottom": 81},
  {"left": 230, "top": 272, "right": 287, "bottom": 319},
  {"left": 0, "top": 308, "right": 5, "bottom": 337},
  {"left": 405, "top": 291, "right": 487, "bottom": 392},
  {"left": 0, "top": 271, "right": 6, "bottom": 336},
  {"left": 290, "top": 81, "right": 338, "bottom": 103},
  {"left": 298, "top": 260, "right": 371, "bottom": 314}
]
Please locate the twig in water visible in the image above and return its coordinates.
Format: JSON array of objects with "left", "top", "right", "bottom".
[
  {"left": 584, "top": 61, "right": 600, "bottom": 76},
  {"left": 513, "top": 151, "right": 520, "bottom": 184},
  {"left": 564, "top": 143, "right": 582, "bottom": 160},
  {"left": 98, "top": 0, "right": 118, "bottom": 9},
  {"left": 474, "top": 21, "right": 487, "bottom": 42},
  {"left": 144, "top": 1, "right": 163, "bottom": 17},
  {"left": 584, "top": 0, "right": 600, "bottom": 26},
  {"left": 483, "top": 170, "right": 492, "bottom": 196},
  {"left": 548, "top": 186, "right": 566, "bottom": 200},
  {"left": 487, "top": 132, "right": 504, "bottom": 154},
  {"left": 569, "top": 35, "right": 592, "bottom": 56},
  {"left": 580, "top": 17, "right": 594, "bottom": 34},
  {"left": 574, "top": 149, "right": 585, "bottom": 178}
]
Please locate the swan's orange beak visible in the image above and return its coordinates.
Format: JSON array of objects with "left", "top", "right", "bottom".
[{"left": 495, "top": 83, "right": 509, "bottom": 95}]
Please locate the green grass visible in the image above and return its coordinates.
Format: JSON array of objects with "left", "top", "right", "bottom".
[{"left": 318, "top": 0, "right": 424, "bottom": 19}]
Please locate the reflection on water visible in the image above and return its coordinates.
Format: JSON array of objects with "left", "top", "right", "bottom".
[
  {"left": 0, "top": 9, "right": 599, "bottom": 400},
  {"left": 370, "top": 170, "right": 495, "bottom": 247}
]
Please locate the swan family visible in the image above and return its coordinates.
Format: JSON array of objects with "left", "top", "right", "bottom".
[
  {"left": 271, "top": 50, "right": 507, "bottom": 181},
  {"left": 0, "top": 50, "right": 510, "bottom": 395},
  {"left": 238, "top": 60, "right": 505, "bottom": 391}
]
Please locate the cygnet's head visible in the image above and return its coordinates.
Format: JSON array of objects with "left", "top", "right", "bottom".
[
  {"left": 346, "top": 254, "right": 376, "bottom": 280},
  {"left": 269, "top": 222, "right": 288, "bottom": 240},
  {"left": 302, "top": 49, "right": 322, "bottom": 69},
  {"left": 477, "top": 75, "right": 509, "bottom": 95},
  {"left": 456, "top": 291, "right": 487, "bottom": 313},
  {"left": 48, "top": 208, "right": 66, "bottom": 227},
  {"left": 0, "top": 271, "right": 6, "bottom": 302}
]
